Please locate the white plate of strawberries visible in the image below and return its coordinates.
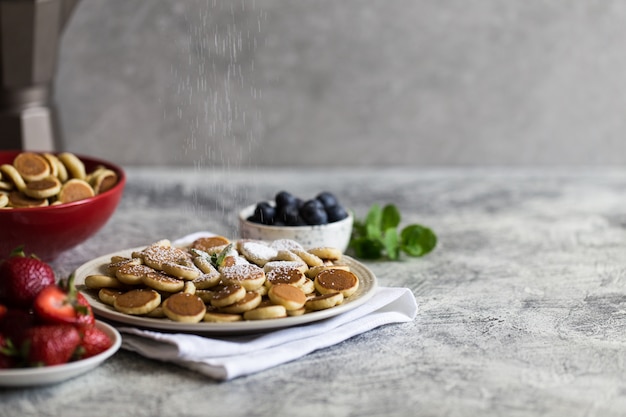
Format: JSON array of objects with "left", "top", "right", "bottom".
[{"left": 0, "top": 249, "right": 121, "bottom": 387}]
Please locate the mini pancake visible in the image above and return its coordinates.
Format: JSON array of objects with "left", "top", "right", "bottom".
[
  {"left": 84, "top": 274, "right": 126, "bottom": 289},
  {"left": 243, "top": 304, "right": 287, "bottom": 320},
  {"left": 269, "top": 239, "right": 304, "bottom": 252},
  {"left": 42, "top": 153, "right": 63, "bottom": 180},
  {"left": 13, "top": 152, "right": 50, "bottom": 182},
  {"left": 191, "top": 252, "right": 216, "bottom": 274},
  {"left": 23, "top": 175, "right": 62, "bottom": 199},
  {"left": 98, "top": 288, "right": 125, "bottom": 306},
  {"left": 57, "top": 152, "right": 86, "bottom": 180},
  {"left": 209, "top": 284, "right": 246, "bottom": 308},
  {"left": 251, "top": 284, "right": 268, "bottom": 297},
  {"left": 161, "top": 260, "right": 201, "bottom": 280},
  {"left": 0, "top": 164, "right": 26, "bottom": 191},
  {"left": 314, "top": 269, "right": 359, "bottom": 298},
  {"left": 113, "top": 288, "right": 161, "bottom": 315},
  {"left": 298, "top": 278, "right": 316, "bottom": 294},
  {"left": 263, "top": 260, "right": 308, "bottom": 274},
  {"left": 191, "top": 271, "right": 222, "bottom": 290},
  {"left": 195, "top": 289, "right": 214, "bottom": 303},
  {"left": 57, "top": 179, "right": 94, "bottom": 203},
  {"left": 142, "top": 270, "right": 185, "bottom": 293},
  {"left": 105, "top": 257, "right": 142, "bottom": 275},
  {"left": 204, "top": 311, "right": 243, "bottom": 323},
  {"left": 287, "top": 307, "right": 306, "bottom": 316},
  {"left": 305, "top": 292, "right": 344, "bottom": 311},
  {"left": 90, "top": 168, "right": 118, "bottom": 194},
  {"left": 141, "top": 245, "right": 190, "bottom": 271},
  {"left": 7, "top": 190, "right": 48, "bottom": 208},
  {"left": 220, "top": 263, "right": 266, "bottom": 291},
  {"left": 264, "top": 266, "right": 306, "bottom": 288},
  {"left": 307, "top": 246, "right": 343, "bottom": 261},
  {"left": 220, "top": 291, "right": 262, "bottom": 314},
  {"left": 306, "top": 264, "right": 350, "bottom": 279},
  {"left": 191, "top": 235, "right": 231, "bottom": 254},
  {"left": 0, "top": 180, "right": 13, "bottom": 191},
  {"left": 268, "top": 284, "right": 306, "bottom": 311},
  {"left": 183, "top": 281, "right": 196, "bottom": 294},
  {"left": 162, "top": 292, "right": 206, "bottom": 323},
  {"left": 145, "top": 306, "right": 166, "bottom": 318},
  {"left": 115, "top": 264, "right": 155, "bottom": 285},
  {"left": 292, "top": 249, "right": 324, "bottom": 267},
  {"left": 238, "top": 240, "right": 278, "bottom": 267}
]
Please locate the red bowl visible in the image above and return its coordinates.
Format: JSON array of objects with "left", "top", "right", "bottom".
[{"left": 0, "top": 151, "right": 126, "bottom": 262}]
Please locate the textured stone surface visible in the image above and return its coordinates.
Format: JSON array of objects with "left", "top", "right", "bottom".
[
  {"left": 3, "top": 167, "right": 626, "bottom": 416},
  {"left": 53, "top": 0, "right": 626, "bottom": 167}
]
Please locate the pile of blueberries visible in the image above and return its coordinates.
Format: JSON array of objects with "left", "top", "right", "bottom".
[{"left": 247, "top": 191, "right": 349, "bottom": 226}]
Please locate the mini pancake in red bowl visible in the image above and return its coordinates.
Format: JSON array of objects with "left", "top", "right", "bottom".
[{"left": 0, "top": 150, "right": 125, "bottom": 261}]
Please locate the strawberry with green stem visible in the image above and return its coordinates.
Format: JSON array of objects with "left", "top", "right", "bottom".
[
  {"left": 0, "top": 247, "right": 56, "bottom": 308},
  {"left": 33, "top": 274, "right": 94, "bottom": 327},
  {"left": 75, "top": 326, "right": 112, "bottom": 359},
  {"left": 21, "top": 324, "right": 81, "bottom": 366}
]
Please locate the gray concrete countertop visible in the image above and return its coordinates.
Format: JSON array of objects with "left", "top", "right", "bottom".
[{"left": 3, "top": 167, "right": 626, "bottom": 417}]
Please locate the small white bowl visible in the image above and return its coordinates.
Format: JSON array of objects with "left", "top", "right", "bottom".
[
  {"left": 0, "top": 320, "right": 122, "bottom": 387},
  {"left": 238, "top": 203, "right": 354, "bottom": 252}
]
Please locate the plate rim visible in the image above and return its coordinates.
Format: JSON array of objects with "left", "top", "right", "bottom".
[
  {"left": 0, "top": 320, "right": 122, "bottom": 387},
  {"left": 73, "top": 246, "right": 378, "bottom": 334}
]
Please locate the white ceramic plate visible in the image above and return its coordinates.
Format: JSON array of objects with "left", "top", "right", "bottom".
[
  {"left": 0, "top": 320, "right": 121, "bottom": 387},
  {"left": 74, "top": 246, "right": 377, "bottom": 334}
]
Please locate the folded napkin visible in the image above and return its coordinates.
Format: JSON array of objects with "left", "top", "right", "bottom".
[
  {"left": 120, "top": 286, "right": 416, "bottom": 380},
  {"left": 117, "top": 232, "right": 418, "bottom": 380}
]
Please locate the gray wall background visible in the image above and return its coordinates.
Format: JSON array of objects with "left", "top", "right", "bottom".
[{"left": 55, "top": 0, "right": 626, "bottom": 167}]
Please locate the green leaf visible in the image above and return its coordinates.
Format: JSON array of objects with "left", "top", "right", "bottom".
[
  {"left": 365, "top": 204, "right": 383, "bottom": 239},
  {"left": 382, "top": 227, "right": 400, "bottom": 260},
  {"left": 400, "top": 224, "right": 437, "bottom": 257},
  {"left": 381, "top": 204, "right": 401, "bottom": 230},
  {"left": 211, "top": 243, "right": 233, "bottom": 268},
  {"left": 350, "top": 237, "right": 384, "bottom": 259},
  {"left": 348, "top": 202, "right": 437, "bottom": 262}
]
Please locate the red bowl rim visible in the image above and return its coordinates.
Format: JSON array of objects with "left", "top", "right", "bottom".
[{"left": 0, "top": 151, "right": 126, "bottom": 213}]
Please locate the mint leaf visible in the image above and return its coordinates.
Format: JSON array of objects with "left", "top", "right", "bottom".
[
  {"left": 381, "top": 204, "right": 401, "bottom": 230},
  {"left": 349, "top": 237, "right": 384, "bottom": 259},
  {"left": 349, "top": 203, "right": 437, "bottom": 261},
  {"left": 365, "top": 204, "right": 382, "bottom": 240},
  {"left": 382, "top": 227, "right": 400, "bottom": 260},
  {"left": 400, "top": 224, "right": 437, "bottom": 257}
]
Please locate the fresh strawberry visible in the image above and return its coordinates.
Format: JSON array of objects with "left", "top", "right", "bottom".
[
  {"left": 22, "top": 324, "right": 81, "bottom": 366},
  {"left": 0, "top": 303, "right": 6, "bottom": 321},
  {"left": 75, "top": 326, "right": 112, "bottom": 359},
  {"left": 0, "top": 247, "right": 56, "bottom": 308},
  {"left": 0, "top": 308, "right": 35, "bottom": 344},
  {"left": 33, "top": 274, "right": 94, "bottom": 326}
]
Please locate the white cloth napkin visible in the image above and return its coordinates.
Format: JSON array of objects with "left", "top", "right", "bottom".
[{"left": 116, "top": 232, "right": 419, "bottom": 381}]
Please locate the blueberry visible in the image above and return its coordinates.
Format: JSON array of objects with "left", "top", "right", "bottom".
[
  {"left": 254, "top": 201, "right": 276, "bottom": 225},
  {"left": 299, "top": 199, "right": 328, "bottom": 225},
  {"left": 275, "top": 191, "right": 298, "bottom": 209},
  {"left": 277, "top": 204, "right": 303, "bottom": 226},
  {"left": 326, "top": 204, "right": 348, "bottom": 222},
  {"left": 316, "top": 191, "right": 339, "bottom": 209}
]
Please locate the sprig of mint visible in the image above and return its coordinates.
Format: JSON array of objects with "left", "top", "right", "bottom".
[
  {"left": 349, "top": 204, "right": 437, "bottom": 260},
  {"left": 211, "top": 243, "right": 233, "bottom": 268}
]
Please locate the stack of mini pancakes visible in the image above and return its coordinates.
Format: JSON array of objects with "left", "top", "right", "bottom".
[
  {"left": 0, "top": 152, "right": 118, "bottom": 208},
  {"left": 83, "top": 237, "right": 360, "bottom": 323}
]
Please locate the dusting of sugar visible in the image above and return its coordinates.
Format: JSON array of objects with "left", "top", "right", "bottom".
[
  {"left": 221, "top": 263, "right": 264, "bottom": 280},
  {"left": 270, "top": 239, "right": 304, "bottom": 252},
  {"left": 242, "top": 242, "right": 278, "bottom": 260}
]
